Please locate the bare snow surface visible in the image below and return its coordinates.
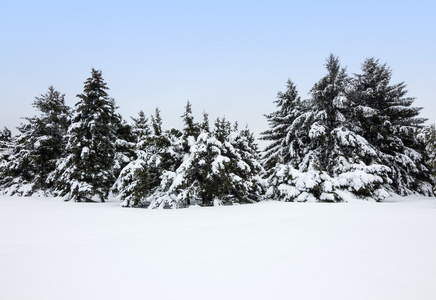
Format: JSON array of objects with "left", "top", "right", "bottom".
[{"left": 1, "top": 196, "right": 436, "bottom": 300}]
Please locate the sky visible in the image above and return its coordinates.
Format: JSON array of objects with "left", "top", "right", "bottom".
[{"left": 1, "top": 0, "right": 435, "bottom": 144}]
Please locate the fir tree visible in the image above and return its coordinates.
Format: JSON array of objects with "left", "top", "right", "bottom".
[
  {"left": 182, "top": 100, "right": 200, "bottom": 140},
  {"left": 419, "top": 124, "right": 436, "bottom": 189},
  {"left": 223, "top": 124, "right": 265, "bottom": 203},
  {"left": 0, "top": 127, "right": 12, "bottom": 154},
  {"left": 113, "top": 109, "right": 183, "bottom": 207},
  {"left": 151, "top": 107, "right": 163, "bottom": 137},
  {"left": 200, "top": 111, "right": 210, "bottom": 132},
  {"left": 0, "top": 127, "right": 13, "bottom": 191},
  {"left": 151, "top": 111, "right": 263, "bottom": 208},
  {"left": 131, "top": 110, "right": 151, "bottom": 144},
  {"left": 260, "top": 79, "right": 305, "bottom": 171},
  {"left": 1, "top": 87, "right": 71, "bottom": 195},
  {"left": 307, "top": 54, "right": 350, "bottom": 173},
  {"left": 52, "top": 69, "right": 118, "bottom": 202},
  {"left": 264, "top": 55, "right": 390, "bottom": 202},
  {"left": 112, "top": 111, "right": 136, "bottom": 180},
  {"left": 351, "top": 58, "right": 433, "bottom": 195}
]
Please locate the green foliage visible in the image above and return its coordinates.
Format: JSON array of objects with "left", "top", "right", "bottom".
[
  {"left": 262, "top": 55, "right": 430, "bottom": 201},
  {"left": 419, "top": 124, "right": 436, "bottom": 189},
  {"left": 261, "top": 79, "right": 302, "bottom": 170},
  {"left": 2, "top": 57, "right": 433, "bottom": 205},
  {"left": 113, "top": 109, "right": 184, "bottom": 207},
  {"left": 54, "top": 69, "right": 118, "bottom": 202},
  {"left": 0, "top": 86, "right": 71, "bottom": 195},
  {"left": 351, "top": 58, "right": 432, "bottom": 195}
]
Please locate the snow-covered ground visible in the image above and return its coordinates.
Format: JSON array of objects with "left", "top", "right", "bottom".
[{"left": 1, "top": 195, "right": 435, "bottom": 300}]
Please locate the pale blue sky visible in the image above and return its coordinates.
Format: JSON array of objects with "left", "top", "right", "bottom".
[{"left": 1, "top": 0, "right": 435, "bottom": 142}]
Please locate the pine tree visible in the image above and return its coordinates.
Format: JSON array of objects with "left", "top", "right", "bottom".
[
  {"left": 146, "top": 104, "right": 201, "bottom": 208},
  {"left": 419, "top": 124, "right": 436, "bottom": 190},
  {"left": 260, "top": 79, "right": 305, "bottom": 171},
  {"left": 113, "top": 108, "right": 183, "bottom": 207},
  {"left": 1, "top": 87, "right": 71, "bottom": 195},
  {"left": 131, "top": 110, "right": 151, "bottom": 144},
  {"left": 0, "top": 123, "right": 34, "bottom": 194},
  {"left": 112, "top": 111, "right": 136, "bottom": 180},
  {"left": 52, "top": 69, "right": 118, "bottom": 202},
  {"left": 180, "top": 100, "right": 200, "bottom": 153},
  {"left": 0, "top": 127, "right": 13, "bottom": 191},
  {"left": 223, "top": 124, "right": 265, "bottom": 203},
  {"left": 264, "top": 55, "right": 390, "bottom": 202},
  {"left": 0, "top": 127, "right": 12, "bottom": 155},
  {"left": 151, "top": 111, "right": 264, "bottom": 208},
  {"left": 182, "top": 100, "right": 200, "bottom": 139},
  {"left": 351, "top": 58, "right": 433, "bottom": 195},
  {"left": 151, "top": 107, "right": 163, "bottom": 136},
  {"left": 112, "top": 110, "right": 152, "bottom": 206},
  {"left": 306, "top": 54, "right": 350, "bottom": 173},
  {"left": 200, "top": 111, "right": 210, "bottom": 133}
]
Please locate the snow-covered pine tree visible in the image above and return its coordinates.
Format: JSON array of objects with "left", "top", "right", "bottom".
[
  {"left": 146, "top": 103, "right": 202, "bottom": 208},
  {"left": 131, "top": 110, "right": 151, "bottom": 143},
  {"left": 52, "top": 69, "right": 118, "bottom": 202},
  {"left": 112, "top": 110, "right": 136, "bottom": 181},
  {"left": 264, "top": 55, "right": 390, "bottom": 202},
  {"left": 222, "top": 122, "right": 265, "bottom": 203},
  {"left": 200, "top": 110, "right": 210, "bottom": 132},
  {"left": 0, "top": 127, "right": 13, "bottom": 191},
  {"left": 181, "top": 100, "right": 200, "bottom": 150},
  {"left": 113, "top": 108, "right": 183, "bottom": 207},
  {"left": 0, "top": 87, "right": 71, "bottom": 195},
  {"left": 351, "top": 58, "right": 433, "bottom": 195},
  {"left": 152, "top": 110, "right": 264, "bottom": 208},
  {"left": 112, "top": 111, "right": 151, "bottom": 206},
  {"left": 0, "top": 127, "right": 12, "bottom": 160},
  {"left": 419, "top": 124, "right": 436, "bottom": 189},
  {"left": 260, "top": 79, "right": 306, "bottom": 171},
  {"left": 0, "top": 123, "right": 34, "bottom": 195}
]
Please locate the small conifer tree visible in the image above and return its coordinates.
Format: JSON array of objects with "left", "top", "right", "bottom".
[{"left": 1, "top": 86, "right": 71, "bottom": 195}]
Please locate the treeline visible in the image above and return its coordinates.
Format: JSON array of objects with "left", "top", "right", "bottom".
[{"left": 1, "top": 55, "right": 435, "bottom": 206}]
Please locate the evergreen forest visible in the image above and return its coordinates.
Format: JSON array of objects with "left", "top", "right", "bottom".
[{"left": 1, "top": 56, "right": 435, "bottom": 207}]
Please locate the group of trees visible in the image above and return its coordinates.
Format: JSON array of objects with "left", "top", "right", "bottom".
[
  {"left": 1, "top": 56, "right": 435, "bottom": 207},
  {"left": 262, "top": 55, "right": 434, "bottom": 201},
  {"left": 112, "top": 102, "right": 264, "bottom": 208},
  {"left": 0, "top": 69, "right": 263, "bottom": 207}
]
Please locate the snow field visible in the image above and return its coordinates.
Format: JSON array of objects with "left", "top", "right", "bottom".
[{"left": 1, "top": 195, "right": 436, "bottom": 300}]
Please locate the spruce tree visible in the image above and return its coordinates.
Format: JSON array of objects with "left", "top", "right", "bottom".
[
  {"left": 131, "top": 110, "right": 151, "bottom": 144},
  {"left": 112, "top": 110, "right": 153, "bottom": 206},
  {"left": 113, "top": 108, "right": 183, "bottom": 207},
  {"left": 1, "top": 87, "right": 71, "bottom": 195},
  {"left": 147, "top": 104, "right": 201, "bottom": 208},
  {"left": 351, "top": 58, "right": 433, "bottom": 195},
  {"left": 53, "top": 69, "right": 118, "bottom": 202},
  {"left": 182, "top": 100, "right": 200, "bottom": 139},
  {"left": 264, "top": 55, "right": 390, "bottom": 202},
  {"left": 112, "top": 111, "right": 136, "bottom": 180},
  {"left": 0, "top": 127, "right": 12, "bottom": 156},
  {"left": 0, "top": 127, "right": 13, "bottom": 191},
  {"left": 260, "top": 79, "right": 305, "bottom": 171},
  {"left": 419, "top": 124, "right": 436, "bottom": 189},
  {"left": 151, "top": 110, "right": 264, "bottom": 208},
  {"left": 222, "top": 123, "right": 265, "bottom": 203}
]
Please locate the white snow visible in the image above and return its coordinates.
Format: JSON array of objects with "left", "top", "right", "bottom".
[{"left": 1, "top": 195, "right": 436, "bottom": 300}]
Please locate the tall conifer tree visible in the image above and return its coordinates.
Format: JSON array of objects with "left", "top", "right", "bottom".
[
  {"left": 53, "top": 69, "right": 118, "bottom": 202},
  {"left": 264, "top": 55, "right": 390, "bottom": 202},
  {"left": 351, "top": 58, "right": 433, "bottom": 195},
  {"left": 261, "top": 79, "right": 305, "bottom": 171}
]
